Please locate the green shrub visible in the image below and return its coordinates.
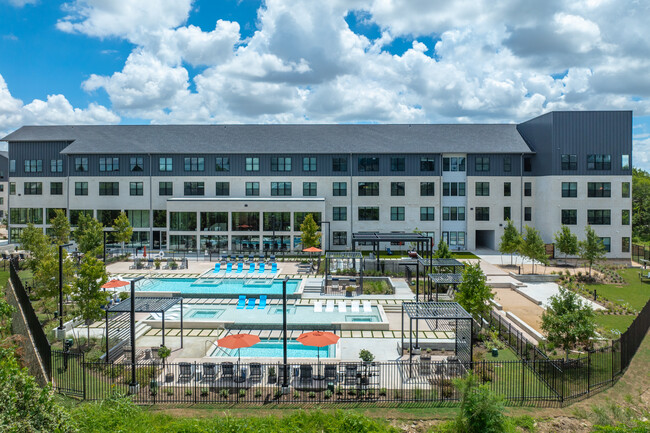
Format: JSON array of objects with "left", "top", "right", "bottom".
[
  {"left": 238, "top": 389, "right": 246, "bottom": 398},
  {"left": 165, "top": 388, "right": 174, "bottom": 396},
  {"left": 453, "top": 373, "right": 508, "bottom": 433},
  {"left": 184, "top": 389, "right": 192, "bottom": 396},
  {"left": 324, "top": 390, "right": 332, "bottom": 399},
  {"left": 379, "top": 387, "right": 387, "bottom": 396},
  {"left": 308, "top": 391, "right": 316, "bottom": 399},
  {"left": 274, "top": 389, "right": 282, "bottom": 399},
  {"left": 293, "top": 390, "right": 300, "bottom": 399},
  {"left": 254, "top": 389, "right": 262, "bottom": 398},
  {"left": 220, "top": 389, "right": 229, "bottom": 399},
  {"left": 200, "top": 387, "right": 209, "bottom": 397}
]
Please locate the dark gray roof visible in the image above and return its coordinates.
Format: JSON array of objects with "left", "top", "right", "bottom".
[
  {"left": 1, "top": 124, "right": 533, "bottom": 154},
  {"left": 108, "top": 296, "right": 181, "bottom": 313},
  {"left": 402, "top": 301, "right": 472, "bottom": 319},
  {"left": 0, "top": 151, "right": 7, "bottom": 160}
]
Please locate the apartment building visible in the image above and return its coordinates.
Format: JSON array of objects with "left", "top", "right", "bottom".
[
  {"left": 0, "top": 151, "right": 8, "bottom": 219},
  {"left": 1, "top": 111, "right": 633, "bottom": 258}
]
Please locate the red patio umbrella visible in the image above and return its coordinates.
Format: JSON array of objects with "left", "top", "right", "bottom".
[
  {"left": 297, "top": 331, "right": 339, "bottom": 365},
  {"left": 218, "top": 333, "right": 261, "bottom": 365},
  {"left": 101, "top": 279, "right": 130, "bottom": 289},
  {"left": 302, "top": 246, "right": 322, "bottom": 253}
]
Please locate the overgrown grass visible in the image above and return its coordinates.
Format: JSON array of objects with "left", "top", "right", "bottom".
[{"left": 363, "top": 280, "right": 391, "bottom": 294}]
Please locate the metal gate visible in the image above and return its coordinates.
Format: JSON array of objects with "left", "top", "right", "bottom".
[{"left": 51, "top": 350, "right": 86, "bottom": 398}]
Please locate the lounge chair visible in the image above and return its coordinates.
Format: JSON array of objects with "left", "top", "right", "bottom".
[
  {"left": 351, "top": 300, "right": 360, "bottom": 312},
  {"left": 258, "top": 295, "right": 267, "bottom": 310},
  {"left": 236, "top": 262, "right": 243, "bottom": 273},
  {"left": 270, "top": 255, "right": 276, "bottom": 262},
  {"left": 202, "top": 362, "right": 217, "bottom": 382},
  {"left": 299, "top": 364, "right": 313, "bottom": 385},
  {"left": 249, "top": 363, "right": 262, "bottom": 381},
  {"left": 325, "top": 300, "right": 335, "bottom": 312},
  {"left": 324, "top": 365, "right": 338, "bottom": 382},
  {"left": 236, "top": 295, "right": 246, "bottom": 309},
  {"left": 221, "top": 362, "right": 234, "bottom": 380},
  {"left": 344, "top": 363, "right": 358, "bottom": 385},
  {"left": 271, "top": 262, "right": 278, "bottom": 273},
  {"left": 362, "top": 301, "right": 372, "bottom": 312},
  {"left": 178, "top": 362, "right": 193, "bottom": 382},
  {"left": 258, "top": 263, "right": 265, "bottom": 273},
  {"left": 332, "top": 278, "right": 339, "bottom": 290},
  {"left": 246, "top": 297, "right": 256, "bottom": 309},
  {"left": 248, "top": 263, "right": 255, "bottom": 273},
  {"left": 226, "top": 262, "right": 233, "bottom": 273},
  {"left": 386, "top": 248, "right": 392, "bottom": 255},
  {"left": 238, "top": 255, "right": 244, "bottom": 262},
  {"left": 214, "top": 263, "right": 221, "bottom": 273},
  {"left": 278, "top": 364, "right": 291, "bottom": 383},
  {"left": 314, "top": 301, "right": 323, "bottom": 312},
  {"left": 338, "top": 300, "right": 346, "bottom": 313}
]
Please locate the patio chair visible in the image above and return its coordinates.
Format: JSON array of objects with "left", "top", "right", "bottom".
[
  {"left": 271, "top": 262, "right": 278, "bottom": 273},
  {"left": 249, "top": 362, "right": 262, "bottom": 381},
  {"left": 325, "top": 300, "right": 335, "bottom": 312},
  {"left": 236, "top": 295, "right": 246, "bottom": 309},
  {"left": 246, "top": 297, "right": 257, "bottom": 309},
  {"left": 338, "top": 300, "right": 346, "bottom": 313},
  {"left": 236, "top": 262, "right": 244, "bottom": 273},
  {"left": 351, "top": 300, "right": 360, "bottom": 312},
  {"left": 226, "top": 262, "right": 233, "bottom": 273},
  {"left": 343, "top": 363, "right": 358, "bottom": 385},
  {"left": 258, "top": 263, "right": 265, "bottom": 273},
  {"left": 324, "top": 364, "right": 338, "bottom": 382},
  {"left": 178, "top": 362, "right": 193, "bottom": 382},
  {"left": 214, "top": 263, "right": 221, "bottom": 273},
  {"left": 299, "top": 364, "right": 313, "bottom": 385},
  {"left": 270, "top": 255, "right": 276, "bottom": 262},
  {"left": 278, "top": 364, "right": 291, "bottom": 383},
  {"left": 202, "top": 362, "right": 217, "bottom": 382},
  {"left": 221, "top": 362, "right": 234, "bottom": 380},
  {"left": 362, "top": 300, "right": 372, "bottom": 312},
  {"left": 238, "top": 255, "right": 244, "bottom": 262},
  {"left": 258, "top": 295, "right": 267, "bottom": 310},
  {"left": 314, "top": 301, "right": 323, "bottom": 313}
]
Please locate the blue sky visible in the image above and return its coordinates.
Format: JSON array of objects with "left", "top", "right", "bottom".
[{"left": 0, "top": 0, "right": 649, "bottom": 170}]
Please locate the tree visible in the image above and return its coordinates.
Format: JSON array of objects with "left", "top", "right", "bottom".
[
  {"left": 453, "top": 372, "right": 508, "bottom": 433},
  {"left": 76, "top": 214, "right": 104, "bottom": 257},
  {"left": 32, "top": 247, "right": 75, "bottom": 304},
  {"left": 554, "top": 225, "right": 579, "bottom": 266},
  {"left": 112, "top": 211, "right": 133, "bottom": 252},
  {"left": 541, "top": 286, "right": 597, "bottom": 360},
  {"left": 49, "top": 209, "right": 71, "bottom": 245},
  {"left": 518, "top": 225, "right": 548, "bottom": 274},
  {"left": 498, "top": 219, "right": 522, "bottom": 265},
  {"left": 299, "top": 213, "right": 321, "bottom": 249},
  {"left": 455, "top": 261, "right": 494, "bottom": 320},
  {"left": 20, "top": 224, "right": 51, "bottom": 274},
  {"left": 579, "top": 225, "right": 606, "bottom": 276},
  {"left": 632, "top": 168, "right": 650, "bottom": 242},
  {"left": 433, "top": 238, "right": 453, "bottom": 259},
  {"left": 72, "top": 256, "right": 108, "bottom": 344}
]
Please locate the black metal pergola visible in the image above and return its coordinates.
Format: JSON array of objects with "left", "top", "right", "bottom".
[
  {"left": 105, "top": 296, "right": 183, "bottom": 360},
  {"left": 427, "top": 273, "right": 463, "bottom": 301},
  {"left": 429, "top": 258, "right": 465, "bottom": 273},
  {"left": 401, "top": 301, "right": 473, "bottom": 364},
  {"left": 323, "top": 252, "right": 364, "bottom": 293},
  {"left": 351, "top": 232, "right": 433, "bottom": 271}
]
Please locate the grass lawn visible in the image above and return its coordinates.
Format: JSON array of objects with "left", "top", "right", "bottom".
[
  {"left": 594, "top": 314, "right": 636, "bottom": 334},
  {"left": 0, "top": 270, "right": 9, "bottom": 290},
  {"left": 585, "top": 268, "right": 650, "bottom": 311},
  {"left": 452, "top": 252, "right": 479, "bottom": 259}
]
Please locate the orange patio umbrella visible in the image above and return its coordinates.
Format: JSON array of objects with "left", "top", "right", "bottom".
[
  {"left": 302, "top": 246, "right": 322, "bottom": 253},
  {"left": 297, "top": 331, "right": 339, "bottom": 364},
  {"left": 218, "top": 333, "right": 261, "bottom": 365},
  {"left": 101, "top": 279, "right": 130, "bottom": 289}
]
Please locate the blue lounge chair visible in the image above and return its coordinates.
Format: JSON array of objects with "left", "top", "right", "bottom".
[
  {"left": 258, "top": 263, "right": 265, "bottom": 273},
  {"left": 214, "top": 263, "right": 221, "bottom": 273},
  {"left": 238, "top": 255, "right": 244, "bottom": 262},
  {"left": 236, "top": 262, "right": 243, "bottom": 273},
  {"left": 271, "top": 263, "right": 277, "bottom": 273},
  {"left": 226, "top": 262, "right": 233, "bottom": 273},
  {"left": 236, "top": 295, "right": 246, "bottom": 309},
  {"left": 258, "top": 295, "right": 267, "bottom": 310},
  {"left": 248, "top": 263, "right": 255, "bottom": 273},
  {"left": 246, "top": 297, "right": 256, "bottom": 309}
]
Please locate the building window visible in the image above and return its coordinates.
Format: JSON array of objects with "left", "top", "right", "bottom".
[
  {"left": 10, "top": 208, "right": 43, "bottom": 224},
  {"left": 524, "top": 182, "right": 532, "bottom": 196},
  {"left": 159, "top": 182, "right": 173, "bottom": 196},
  {"left": 600, "top": 237, "right": 611, "bottom": 253},
  {"left": 24, "top": 182, "right": 42, "bottom": 195},
  {"left": 271, "top": 182, "right": 292, "bottom": 196},
  {"left": 159, "top": 157, "right": 173, "bottom": 171},
  {"left": 9, "top": 160, "right": 15, "bottom": 173},
  {"left": 442, "top": 157, "right": 465, "bottom": 172},
  {"left": 358, "top": 207, "right": 379, "bottom": 221},
  {"left": 358, "top": 157, "right": 379, "bottom": 172},
  {"left": 587, "top": 154, "right": 611, "bottom": 170},
  {"left": 303, "top": 157, "right": 317, "bottom": 172},
  {"left": 10, "top": 183, "right": 15, "bottom": 195},
  {"left": 244, "top": 157, "right": 259, "bottom": 172},
  {"left": 391, "top": 157, "right": 405, "bottom": 171},
  {"left": 443, "top": 182, "right": 465, "bottom": 196},
  {"left": 215, "top": 182, "right": 230, "bottom": 196},
  {"left": 130, "top": 182, "right": 144, "bottom": 196},
  {"left": 420, "top": 207, "right": 435, "bottom": 221},
  {"left": 99, "top": 182, "right": 119, "bottom": 196},
  {"left": 184, "top": 182, "right": 205, "bottom": 196},
  {"left": 130, "top": 157, "right": 144, "bottom": 172},
  {"left": 50, "top": 159, "right": 63, "bottom": 173},
  {"left": 332, "top": 157, "right": 347, "bottom": 172},
  {"left": 523, "top": 157, "right": 532, "bottom": 172},
  {"left": 246, "top": 182, "right": 259, "bottom": 196},
  {"left": 622, "top": 182, "right": 631, "bottom": 198},
  {"left": 215, "top": 157, "right": 230, "bottom": 172},
  {"left": 271, "top": 157, "right": 292, "bottom": 172},
  {"left": 443, "top": 231, "right": 465, "bottom": 248},
  {"left": 391, "top": 182, "right": 405, "bottom": 196},
  {"left": 475, "top": 157, "right": 490, "bottom": 172},
  {"left": 561, "top": 209, "right": 577, "bottom": 225},
  {"left": 622, "top": 209, "right": 630, "bottom": 225},
  {"left": 562, "top": 182, "right": 577, "bottom": 198},
  {"left": 24, "top": 159, "right": 43, "bottom": 173},
  {"left": 443, "top": 207, "right": 465, "bottom": 221},
  {"left": 50, "top": 182, "right": 63, "bottom": 195},
  {"left": 170, "top": 212, "right": 197, "bottom": 231},
  {"left": 303, "top": 182, "right": 317, "bottom": 196},
  {"left": 391, "top": 207, "right": 405, "bottom": 221},
  {"left": 622, "top": 237, "right": 630, "bottom": 253},
  {"left": 504, "top": 182, "right": 511, "bottom": 197},
  {"left": 475, "top": 182, "right": 490, "bottom": 196},
  {"left": 333, "top": 207, "right": 347, "bottom": 221},
  {"left": 358, "top": 182, "right": 379, "bottom": 196},
  {"left": 504, "top": 207, "right": 511, "bottom": 220},
  {"left": 503, "top": 157, "right": 511, "bottom": 172},
  {"left": 475, "top": 207, "right": 490, "bottom": 221},
  {"left": 74, "top": 182, "right": 88, "bottom": 196},
  {"left": 587, "top": 209, "right": 611, "bottom": 225},
  {"left": 561, "top": 154, "right": 577, "bottom": 170},
  {"left": 333, "top": 182, "right": 347, "bottom": 196},
  {"left": 420, "top": 182, "right": 435, "bottom": 196},
  {"left": 184, "top": 157, "right": 205, "bottom": 172},
  {"left": 99, "top": 157, "right": 119, "bottom": 172},
  {"left": 588, "top": 182, "right": 611, "bottom": 198},
  {"left": 524, "top": 207, "right": 532, "bottom": 221},
  {"left": 622, "top": 154, "right": 630, "bottom": 170},
  {"left": 333, "top": 231, "right": 347, "bottom": 246},
  {"left": 420, "top": 157, "right": 435, "bottom": 171}
]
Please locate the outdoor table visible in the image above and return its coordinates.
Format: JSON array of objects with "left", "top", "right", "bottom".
[{"left": 234, "top": 366, "right": 247, "bottom": 383}]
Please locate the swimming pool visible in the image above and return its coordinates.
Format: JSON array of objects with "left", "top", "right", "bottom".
[
  {"left": 136, "top": 278, "right": 301, "bottom": 295},
  {"left": 211, "top": 340, "right": 333, "bottom": 358}
]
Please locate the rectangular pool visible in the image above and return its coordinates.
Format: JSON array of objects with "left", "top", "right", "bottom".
[
  {"left": 211, "top": 340, "right": 333, "bottom": 358},
  {"left": 136, "top": 278, "right": 300, "bottom": 295}
]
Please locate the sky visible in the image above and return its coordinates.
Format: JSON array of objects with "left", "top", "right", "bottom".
[{"left": 0, "top": 0, "right": 649, "bottom": 170}]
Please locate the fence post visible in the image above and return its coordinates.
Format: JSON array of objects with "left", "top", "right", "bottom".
[
  {"left": 560, "top": 360, "right": 564, "bottom": 404},
  {"left": 194, "top": 361, "right": 197, "bottom": 404},
  {"left": 587, "top": 350, "right": 591, "bottom": 394},
  {"left": 521, "top": 359, "right": 525, "bottom": 400},
  {"left": 82, "top": 352, "right": 87, "bottom": 400}
]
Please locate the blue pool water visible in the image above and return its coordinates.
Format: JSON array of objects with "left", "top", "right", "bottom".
[
  {"left": 212, "top": 340, "right": 332, "bottom": 358},
  {"left": 136, "top": 278, "right": 300, "bottom": 295}
]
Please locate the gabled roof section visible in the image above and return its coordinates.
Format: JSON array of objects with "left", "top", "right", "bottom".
[{"left": 2, "top": 124, "right": 533, "bottom": 154}]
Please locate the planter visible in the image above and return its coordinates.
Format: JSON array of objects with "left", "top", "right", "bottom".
[
  {"left": 491, "top": 348, "right": 499, "bottom": 357},
  {"left": 345, "top": 290, "right": 353, "bottom": 298}
]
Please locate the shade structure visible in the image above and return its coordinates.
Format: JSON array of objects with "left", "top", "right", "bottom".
[
  {"left": 217, "top": 333, "right": 261, "bottom": 366},
  {"left": 297, "top": 331, "right": 339, "bottom": 366},
  {"left": 303, "top": 246, "right": 322, "bottom": 253},
  {"left": 102, "top": 279, "right": 130, "bottom": 289}
]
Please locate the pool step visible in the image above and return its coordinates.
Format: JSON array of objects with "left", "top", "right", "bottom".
[
  {"left": 135, "top": 322, "right": 152, "bottom": 340},
  {"left": 302, "top": 278, "right": 323, "bottom": 294}
]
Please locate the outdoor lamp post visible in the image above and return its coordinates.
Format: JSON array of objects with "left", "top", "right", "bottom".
[
  {"left": 56, "top": 243, "right": 73, "bottom": 340},
  {"left": 282, "top": 276, "right": 290, "bottom": 393},
  {"left": 129, "top": 275, "right": 145, "bottom": 394},
  {"left": 103, "top": 228, "right": 115, "bottom": 263}
]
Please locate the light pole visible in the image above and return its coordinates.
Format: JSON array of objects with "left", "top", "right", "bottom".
[
  {"left": 56, "top": 243, "right": 72, "bottom": 340},
  {"left": 282, "top": 276, "right": 289, "bottom": 393},
  {"left": 129, "top": 275, "right": 145, "bottom": 394},
  {"left": 103, "top": 228, "right": 115, "bottom": 263}
]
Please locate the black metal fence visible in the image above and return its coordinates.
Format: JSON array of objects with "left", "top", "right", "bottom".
[
  {"left": 632, "top": 243, "right": 649, "bottom": 265},
  {"left": 9, "top": 261, "right": 52, "bottom": 379}
]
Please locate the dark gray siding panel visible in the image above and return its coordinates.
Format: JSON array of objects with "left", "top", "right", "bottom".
[
  {"left": 467, "top": 154, "right": 522, "bottom": 176},
  {"left": 517, "top": 113, "right": 553, "bottom": 176},
  {"left": 0, "top": 154, "right": 8, "bottom": 181},
  {"left": 8, "top": 141, "right": 70, "bottom": 177}
]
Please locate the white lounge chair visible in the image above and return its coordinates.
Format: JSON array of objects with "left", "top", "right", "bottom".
[
  {"left": 325, "top": 300, "right": 335, "bottom": 312},
  {"left": 362, "top": 300, "right": 372, "bottom": 312},
  {"left": 314, "top": 301, "right": 323, "bottom": 313},
  {"left": 351, "top": 300, "right": 360, "bottom": 312},
  {"left": 338, "top": 300, "right": 346, "bottom": 312}
]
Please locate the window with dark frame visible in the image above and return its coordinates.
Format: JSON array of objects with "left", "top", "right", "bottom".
[
  {"left": 332, "top": 157, "right": 347, "bottom": 172},
  {"left": 358, "top": 207, "right": 379, "bottom": 220},
  {"left": 524, "top": 182, "right": 532, "bottom": 196},
  {"left": 504, "top": 206, "right": 511, "bottom": 220},
  {"left": 303, "top": 182, "right": 317, "bottom": 196},
  {"left": 420, "top": 157, "right": 435, "bottom": 171},
  {"left": 333, "top": 207, "right": 347, "bottom": 221},
  {"left": 420, "top": 182, "right": 435, "bottom": 196},
  {"left": 215, "top": 157, "right": 230, "bottom": 172},
  {"left": 504, "top": 182, "right": 511, "bottom": 197},
  {"left": 562, "top": 182, "right": 577, "bottom": 198},
  {"left": 561, "top": 154, "right": 577, "bottom": 170},
  {"left": 358, "top": 182, "right": 379, "bottom": 196},
  {"left": 159, "top": 157, "right": 173, "bottom": 171},
  {"left": 587, "top": 154, "right": 611, "bottom": 170},
  {"left": 99, "top": 182, "right": 119, "bottom": 196},
  {"left": 391, "top": 157, "right": 405, "bottom": 171},
  {"left": 475, "top": 182, "right": 490, "bottom": 196},
  {"left": 391, "top": 182, "right": 405, "bottom": 196},
  {"left": 130, "top": 182, "right": 143, "bottom": 196},
  {"left": 99, "top": 157, "right": 119, "bottom": 172},
  {"left": 215, "top": 182, "right": 230, "bottom": 196},
  {"left": 50, "top": 159, "right": 63, "bottom": 173},
  {"left": 358, "top": 157, "right": 379, "bottom": 172},
  {"left": 475, "top": 157, "right": 490, "bottom": 172},
  {"left": 246, "top": 182, "right": 259, "bottom": 196},
  {"left": 475, "top": 207, "right": 489, "bottom": 221},
  {"left": 271, "top": 157, "right": 292, "bottom": 172},
  {"left": 333, "top": 181, "right": 347, "bottom": 196},
  {"left": 333, "top": 231, "right": 347, "bottom": 245},
  {"left": 420, "top": 207, "right": 434, "bottom": 221},
  {"left": 184, "top": 181, "right": 205, "bottom": 196},
  {"left": 159, "top": 182, "right": 173, "bottom": 196},
  {"left": 184, "top": 157, "right": 205, "bottom": 172},
  {"left": 524, "top": 207, "right": 532, "bottom": 221},
  {"left": 443, "top": 182, "right": 465, "bottom": 196},
  {"left": 587, "top": 209, "right": 611, "bottom": 225},
  {"left": 561, "top": 209, "right": 577, "bottom": 225},
  {"left": 503, "top": 156, "right": 511, "bottom": 172},
  {"left": 271, "top": 182, "right": 292, "bottom": 196},
  {"left": 303, "top": 157, "right": 317, "bottom": 171},
  {"left": 130, "top": 157, "right": 144, "bottom": 172},
  {"left": 587, "top": 182, "right": 611, "bottom": 197},
  {"left": 50, "top": 182, "right": 63, "bottom": 195},
  {"left": 245, "top": 157, "right": 260, "bottom": 172},
  {"left": 391, "top": 207, "right": 405, "bottom": 221}
]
